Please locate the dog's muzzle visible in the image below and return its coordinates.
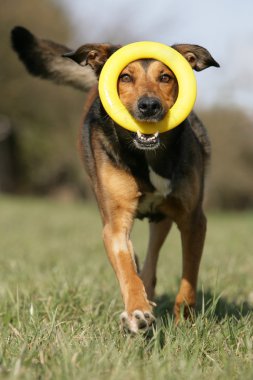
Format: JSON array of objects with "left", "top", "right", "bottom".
[
  {"left": 129, "top": 96, "right": 165, "bottom": 150},
  {"left": 133, "top": 130, "right": 160, "bottom": 150}
]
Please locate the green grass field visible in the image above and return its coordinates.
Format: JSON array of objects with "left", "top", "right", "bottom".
[{"left": 0, "top": 196, "right": 252, "bottom": 379}]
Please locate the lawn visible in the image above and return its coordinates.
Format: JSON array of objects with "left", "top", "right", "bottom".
[{"left": 0, "top": 196, "right": 252, "bottom": 379}]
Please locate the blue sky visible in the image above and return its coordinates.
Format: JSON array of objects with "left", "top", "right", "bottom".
[{"left": 59, "top": 0, "right": 253, "bottom": 112}]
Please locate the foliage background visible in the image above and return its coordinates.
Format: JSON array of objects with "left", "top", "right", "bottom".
[
  {"left": 0, "top": 0, "right": 86, "bottom": 197},
  {"left": 0, "top": 0, "right": 253, "bottom": 209}
]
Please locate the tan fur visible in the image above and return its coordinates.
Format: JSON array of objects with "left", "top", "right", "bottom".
[{"left": 118, "top": 60, "right": 178, "bottom": 119}]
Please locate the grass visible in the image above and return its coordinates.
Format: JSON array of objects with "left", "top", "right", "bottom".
[{"left": 0, "top": 195, "right": 252, "bottom": 379}]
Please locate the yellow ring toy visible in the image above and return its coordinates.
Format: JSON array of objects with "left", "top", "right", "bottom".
[{"left": 98, "top": 41, "right": 197, "bottom": 134}]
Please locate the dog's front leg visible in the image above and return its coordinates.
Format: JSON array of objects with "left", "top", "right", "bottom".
[
  {"left": 103, "top": 224, "right": 155, "bottom": 333},
  {"left": 96, "top": 158, "right": 155, "bottom": 334}
]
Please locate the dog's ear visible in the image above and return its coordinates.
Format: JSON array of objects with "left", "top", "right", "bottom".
[
  {"left": 172, "top": 44, "right": 220, "bottom": 71},
  {"left": 63, "top": 44, "right": 121, "bottom": 75}
]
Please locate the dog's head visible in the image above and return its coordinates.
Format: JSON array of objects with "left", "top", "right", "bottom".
[{"left": 65, "top": 43, "right": 219, "bottom": 150}]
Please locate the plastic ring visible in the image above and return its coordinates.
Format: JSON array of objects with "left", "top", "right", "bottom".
[{"left": 98, "top": 41, "right": 197, "bottom": 134}]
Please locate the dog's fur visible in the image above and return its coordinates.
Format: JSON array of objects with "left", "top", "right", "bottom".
[{"left": 11, "top": 26, "right": 219, "bottom": 334}]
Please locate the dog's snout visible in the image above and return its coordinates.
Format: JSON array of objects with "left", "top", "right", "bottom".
[{"left": 137, "top": 97, "right": 162, "bottom": 117}]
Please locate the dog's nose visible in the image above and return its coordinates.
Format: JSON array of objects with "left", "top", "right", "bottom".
[{"left": 137, "top": 97, "right": 162, "bottom": 118}]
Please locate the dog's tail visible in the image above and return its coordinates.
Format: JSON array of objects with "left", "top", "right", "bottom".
[{"left": 11, "top": 26, "right": 97, "bottom": 92}]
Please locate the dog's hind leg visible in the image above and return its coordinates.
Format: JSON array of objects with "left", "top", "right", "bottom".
[
  {"left": 174, "top": 209, "right": 206, "bottom": 323},
  {"left": 140, "top": 218, "right": 173, "bottom": 301}
]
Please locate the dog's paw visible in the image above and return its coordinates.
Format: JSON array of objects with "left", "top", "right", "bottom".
[{"left": 120, "top": 310, "right": 155, "bottom": 335}]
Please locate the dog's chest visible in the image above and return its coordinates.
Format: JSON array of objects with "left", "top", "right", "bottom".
[
  {"left": 148, "top": 166, "right": 172, "bottom": 197},
  {"left": 137, "top": 166, "right": 172, "bottom": 218}
]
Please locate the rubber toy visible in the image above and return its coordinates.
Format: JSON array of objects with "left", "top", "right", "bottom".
[{"left": 98, "top": 41, "right": 197, "bottom": 134}]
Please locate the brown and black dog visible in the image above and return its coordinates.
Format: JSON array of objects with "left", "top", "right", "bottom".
[{"left": 11, "top": 26, "right": 219, "bottom": 334}]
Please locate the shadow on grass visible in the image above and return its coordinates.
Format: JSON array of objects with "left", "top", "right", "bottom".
[{"left": 154, "top": 289, "right": 253, "bottom": 321}]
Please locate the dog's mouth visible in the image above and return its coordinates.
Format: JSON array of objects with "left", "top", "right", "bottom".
[{"left": 133, "top": 130, "right": 160, "bottom": 150}]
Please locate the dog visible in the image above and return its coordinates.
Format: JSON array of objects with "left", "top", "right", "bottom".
[{"left": 11, "top": 26, "right": 219, "bottom": 334}]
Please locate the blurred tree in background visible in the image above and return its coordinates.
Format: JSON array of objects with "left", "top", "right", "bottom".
[
  {"left": 200, "top": 108, "right": 253, "bottom": 209},
  {"left": 0, "top": 0, "right": 252, "bottom": 208},
  {"left": 0, "top": 0, "right": 87, "bottom": 197}
]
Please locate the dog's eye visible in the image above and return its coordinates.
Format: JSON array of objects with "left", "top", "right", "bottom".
[
  {"left": 159, "top": 74, "right": 172, "bottom": 83},
  {"left": 119, "top": 74, "right": 132, "bottom": 83}
]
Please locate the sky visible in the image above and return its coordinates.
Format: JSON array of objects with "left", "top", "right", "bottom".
[{"left": 59, "top": 0, "right": 253, "bottom": 113}]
